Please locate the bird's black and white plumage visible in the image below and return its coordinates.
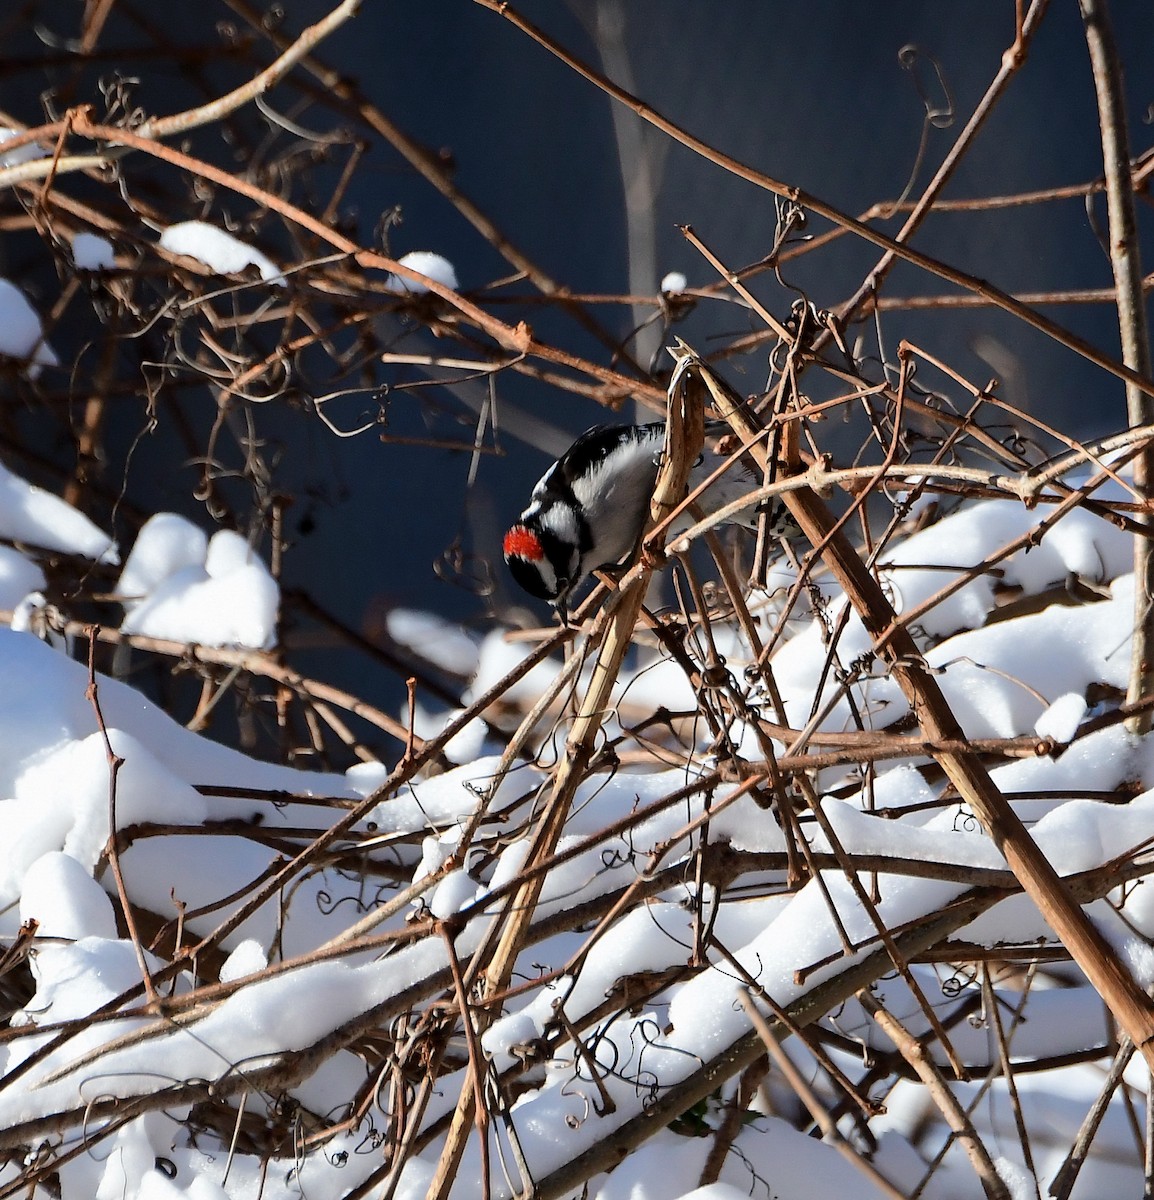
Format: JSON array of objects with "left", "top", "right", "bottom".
[{"left": 503, "top": 421, "right": 796, "bottom": 615}]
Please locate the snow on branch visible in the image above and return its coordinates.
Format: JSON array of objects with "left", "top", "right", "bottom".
[{"left": 0, "top": 4, "right": 1153, "bottom": 1200}]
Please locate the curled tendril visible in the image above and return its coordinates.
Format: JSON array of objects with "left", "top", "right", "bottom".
[
  {"left": 582, "top": 1024, "right": 624, "bottom": 1080},
  {"left": 353, "top": 1123, "right": 385, "bottom": 1154},
  {"left": 99, "top": 73, "right": 148, "bottom": 129},
  {"left": 261, "top": 3, "right": 286, "bottom": 32},
  {"left": 433, "top": 537, "right": 494, "bottom": 597},
  {"left": 601, "top": 839, "right": 637, "bottom": 871},
  {"left": 634, "top": 1016, "right": 704, "bottom": 1091},
  {"left": 940, "top": 972, "right": 967, "bottom": 1000},
  {"left": 898, "top": 44, "right": 956, "bottom": 130},
  {"left": 558, "top": 1077, "right": 592, "bottom": 1129}
]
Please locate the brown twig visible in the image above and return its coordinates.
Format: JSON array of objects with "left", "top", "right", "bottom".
[
  {"left": 860, "top": 991, "right": 1010, "bottom": 1200},
  {"left": 1078, "top": 0, "right": 1154, "bottom": 734},
  {"left": 474, "top": 0, "right": 1154, "bottom": 402},
  {"left": 739, "top": 990, "right": 908, "bottom": 1200},
  {"left": 426, "top": 340, "right": 706, "bottom": 1199},
  {"left": 689, "top": 344, "right": 1154, "bottom": 1069},
  {"left": 834, "top": 0, "right": 1051, "bottom": 324},
  {"left": 84, "top": 627, "right": 160, "bottom": 1008},
  {"left": 1049, "top": 1036, "right": 1135, "bottom": 1200}
]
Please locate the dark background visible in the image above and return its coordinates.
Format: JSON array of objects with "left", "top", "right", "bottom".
[
  {"left": 2, "top": 1, "right": 1153, "bottom": 744},
  {"left": 286, "top": 0, "right": 1154, "bottom": 611}
]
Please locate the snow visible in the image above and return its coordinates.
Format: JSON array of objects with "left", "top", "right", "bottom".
[
  {"left": 79, "top": 1113, "right": 190, "bottom": 1200},
  {"left": 0, "top": 627, "right": 352, "bottom": 799},
  {"left": 429, "top": 867, "right": 479, "bottom": 918},
  {"left": 592, "top": 1129, "right": 895, "bottom": 1200},
  {"left": 0, "top": 544, "right": 45, "bottom": 608},
  {"left": 0, "top": 127, "right": 44, "bottom": 167},
  {"left": 0, "top": 935, "right": 450, "bottom": 1128},
  {"left": 367, "top": 754, "right": 518, "bottom": 835},
  {"left": 768, "top": 491, "right": 1133, "bottom": 736},
  {"left": 19, "top": 851, "right": 117, "bottom": 941},
  {"left": 70, "top": 231, "right": 116, "bottom": 270},
  {"left": 117, "top": 512, "right": 208, "bottom": 601},
  {"left": 0, "top": 278, "right": 58, "bottom": 376},
  {"left": 158, "top": 220, "right": 285, "bottom": 285},
  {"left": 7, "top": 936, "right": 161, "bottom": 1070},
  {"left": 385, "top": 249, "right": 459, "bottom": 293},
  {"left": 814, "top": 798, "right": 1002, "bottom": 870},
  {"left": 387, "top": 606, "right": 481, "bottom": 675},
  {"left": 465, "top": 629, "right": 567, "bottom": 708},
  {"left": 423, "top": 703, "right": 493, "bottom": 763},
  {"left": 4, "top": 729, "right": 208, "bottom": 889},
  {"left": 9, "top": 591, "right": 66, "bottom": 650},
  {"left": 218, "top": 938, "right": 268, "bottom": 983},
  {"left": 119, "top": 521, "right": 279, "bottom": 648},
  {"left": 0, "top": 458, "right": 117, "bottom": 562},
  {"left": 1035, "top": 690, "right": 1088, "bottom": 742},
  {"left": 3, "top": 461, "right": 1154, "bottom": 1198}
]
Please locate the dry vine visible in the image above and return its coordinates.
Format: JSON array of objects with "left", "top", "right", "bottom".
[{"left": 0, "top": 3, "right": 1152, "bottom": 1199}]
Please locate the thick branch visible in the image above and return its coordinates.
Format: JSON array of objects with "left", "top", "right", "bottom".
[
  {"left": 1079, "top": 0, "right": 1154, "bottom": 732},
  {"left": 694, "top": 348, "right": 1154, "bottom": 1070}
]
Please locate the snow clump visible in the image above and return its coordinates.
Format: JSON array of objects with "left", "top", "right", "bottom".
[
  {"left": 70, "top": 232, "right": 116, "bottom": 270},
  {"left": 0, "top": 280, "right": 58, "bottom": 377},
  {"left": 118, "top": 514, "right": 279, "bottom": 648},
  {"left": 385, "top": 250, "right": 459, "bottom": 293},
  {"left": 159, "top": 220, "right": 285, "bottom": 285}
]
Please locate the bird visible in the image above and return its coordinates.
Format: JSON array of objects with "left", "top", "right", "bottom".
[{"left": 503, "top": 421, "right": 797, "bottom": 617}]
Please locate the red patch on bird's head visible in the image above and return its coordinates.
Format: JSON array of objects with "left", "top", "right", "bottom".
[{"left": 504, "top": 525, "right": 544, "bottom": 562}]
